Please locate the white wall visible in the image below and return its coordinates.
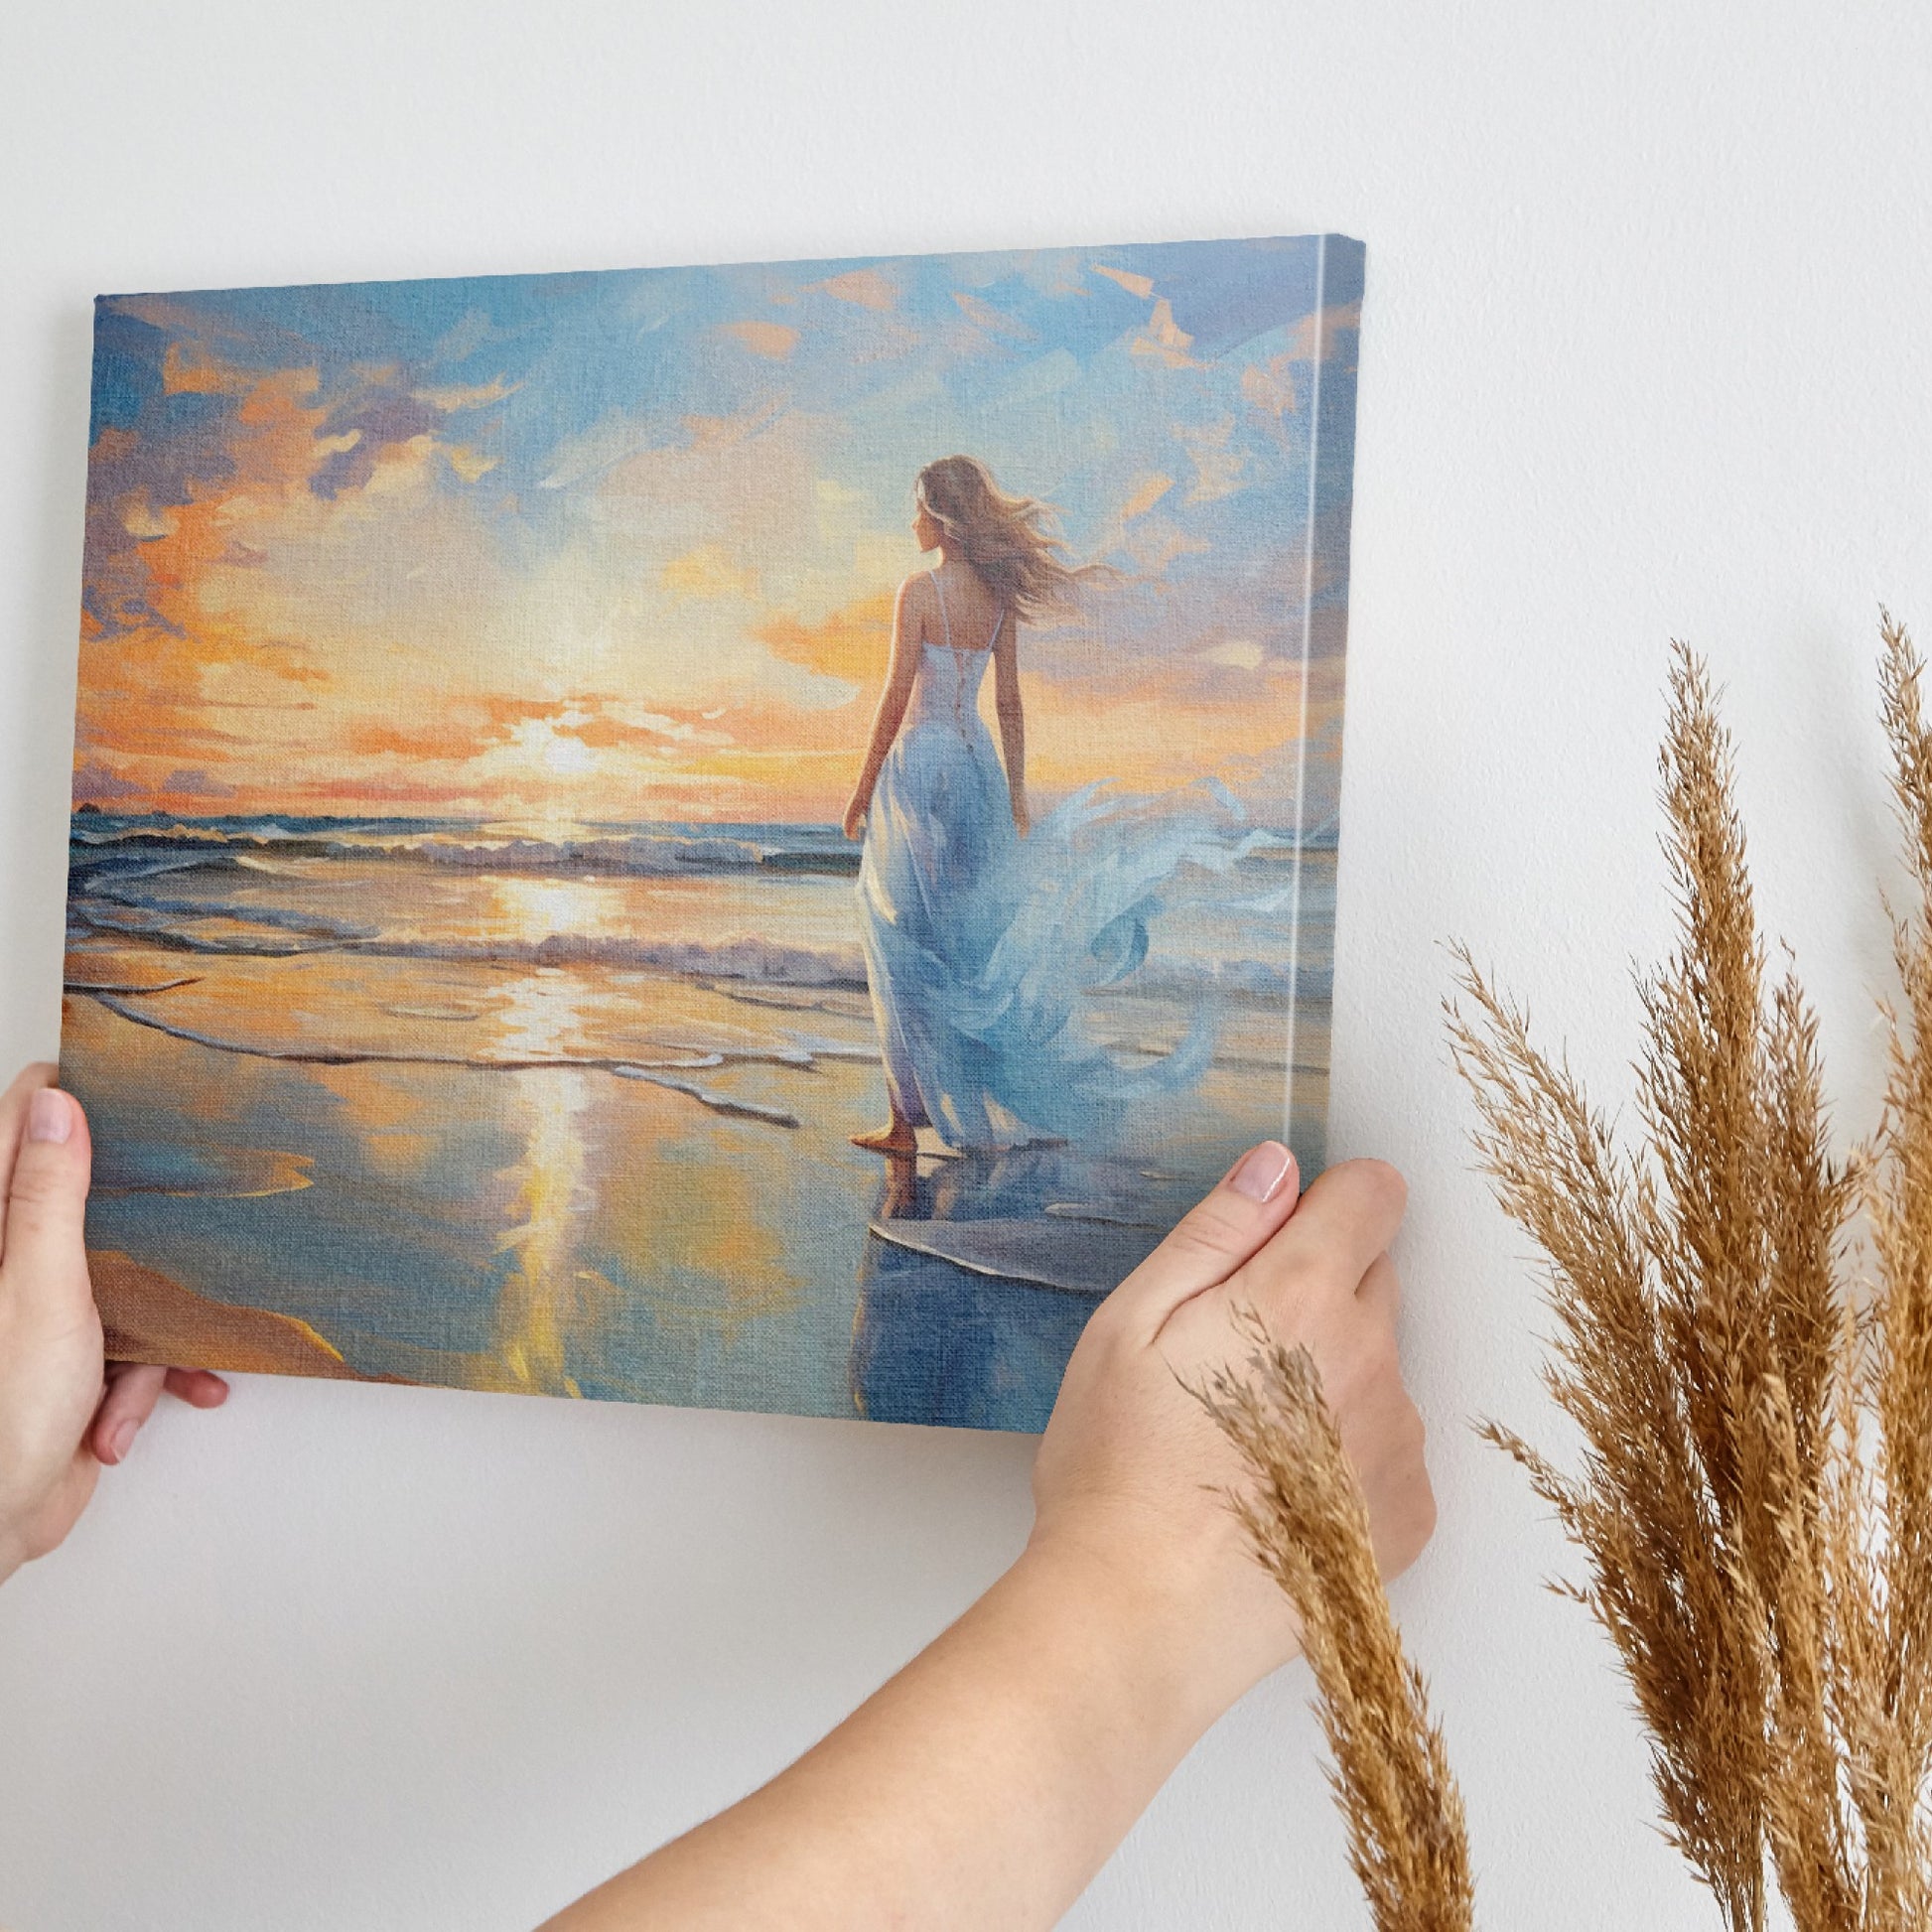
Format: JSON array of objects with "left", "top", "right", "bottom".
[{"left": 3, "top": 2, "right": 1928, "bottom": 1924}]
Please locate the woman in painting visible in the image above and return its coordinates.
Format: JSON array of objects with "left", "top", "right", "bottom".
[{"left": 842, "top": 455, "right": 1233, "bottom": 1158}]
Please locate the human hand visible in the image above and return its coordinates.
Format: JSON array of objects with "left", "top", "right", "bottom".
[
  {"left": 537, "top": 1146, "right": 1431, "bottom": 1932},
  {"left": 1027, "top": 1145, "right": 1433, "bottom": 1725},
  {"left": 842, "top": 792, "right": 870, "bottom": 841},
  {"left": 0, "top": 1064, "right": 227, "bottom": 1584},
  {"left": 1011, "top": 793, "right": 1031, "bottom": 838}
]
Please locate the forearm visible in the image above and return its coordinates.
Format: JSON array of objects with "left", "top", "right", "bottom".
[
  {"left": 543, "top": 1542, "right": 1233, "bottom": 1931},
  {"left": 998, "top": 709, "right": 1027, "bottom": 806},
  {"left": 854, "top": 689, "right": 910, "bottom": 803}
]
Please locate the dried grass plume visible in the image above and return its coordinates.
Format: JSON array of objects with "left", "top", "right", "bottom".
[
  {"left": 1194, "top": 615, "right": 1932, "bottom": 1929},
  {"left": 1199, "top": 1312, "right": 1475, "bottom": 1932},
  {"left": 1445, "top": 614, "right": 1932, "bottom": 1930}
]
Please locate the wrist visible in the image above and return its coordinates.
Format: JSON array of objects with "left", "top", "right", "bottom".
[{"left": 1003, "top": 1529, "right": 1279, "bottom": 1750}]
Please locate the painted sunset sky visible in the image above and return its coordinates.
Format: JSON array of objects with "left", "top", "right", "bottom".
[{"left": 77, "top": 235, "right": 1359, "bottom": 827}]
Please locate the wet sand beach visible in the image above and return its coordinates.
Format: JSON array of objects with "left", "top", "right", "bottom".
[{"left": 64, "top": 816, "right": 1329, "bottom": 1431}]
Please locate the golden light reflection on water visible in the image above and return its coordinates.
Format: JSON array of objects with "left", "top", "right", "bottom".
[
  {"left": 75, "top": 887, "right": 841, "bottom": 1396},
  {"left": 484, "top": 871, "right": 626, "bottom": 948},
  {"left": 490, "top": 1065, "right": 615, "bottom": 1396},
  {"left": 479, "top": 955, "right": 811, "bottom": 1392},
  {"left": 487, "top": 960, "right": 610, "bottom": 1395},
  {"left": 493, "top": 955, "right": 583, "bottom": 1056}
]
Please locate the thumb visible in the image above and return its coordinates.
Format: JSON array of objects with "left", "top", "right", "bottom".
[
  {"left": 1103, "top": 1141, "right": 1301, "bottom": 1336},
  {"left": 2, "top": 1086, "right": 95, "bottom": 1318}
]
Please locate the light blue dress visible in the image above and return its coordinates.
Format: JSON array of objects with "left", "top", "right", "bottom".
[{"left": 857, "top": 568, "right": 1247, "bottom": 1153}]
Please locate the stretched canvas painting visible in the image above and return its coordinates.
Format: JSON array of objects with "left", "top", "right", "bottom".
[{"left": 62, "top": 233, "right": 1363, "bottom": 1432}]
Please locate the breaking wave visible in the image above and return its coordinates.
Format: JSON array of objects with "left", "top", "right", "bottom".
[{"left": 69, "top": 814, "right": 860, "bottom": 879}]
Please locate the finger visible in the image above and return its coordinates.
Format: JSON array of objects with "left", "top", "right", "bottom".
[
  {"left": 1105, "top": 1141, "right": 1302, "bottom": 1334},
  {"left": 0, "top": 1062, "right": 60, "bottom": 1257},
  {"left": 93, "top": 1362, "right": 167, "bottom": 1464},
  {"left": 1, "top": 1086, "right": 95, "bottom": 1325},
  {"left": 163, "top": 1367, "right": 230, "bottom": 1409},
  {"left": 1234, "top": 1158, "right": 1408, "bottom": 1309}
]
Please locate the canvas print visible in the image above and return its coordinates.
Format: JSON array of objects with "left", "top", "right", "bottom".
[{"left": 63, "top": 233, "right": 1362, "bottom": 1432}]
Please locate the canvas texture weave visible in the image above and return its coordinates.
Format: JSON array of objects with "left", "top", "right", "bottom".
[{"left": 62, "top": 233, "right": 1363, "bottom": 1431}]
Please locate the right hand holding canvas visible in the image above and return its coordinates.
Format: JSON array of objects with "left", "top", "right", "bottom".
[
  {"left": 0, "top": 1064, "right": 227, "bottom": 1585},
  {"left": 547, "top": 1143, "right": 1435, "bottom": 1932},
  {"left": 1029, "top": 1143, "right": 1435, "bottom": 1724}
]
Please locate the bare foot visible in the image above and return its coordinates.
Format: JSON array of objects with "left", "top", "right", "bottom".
[{"left": 851, "top": 1124, "right": 917, "bottom": 1155}]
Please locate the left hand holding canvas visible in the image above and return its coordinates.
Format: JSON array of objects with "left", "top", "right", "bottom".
[{"left": 0, "top": 1063, "right": 227, "bottom": 1585}]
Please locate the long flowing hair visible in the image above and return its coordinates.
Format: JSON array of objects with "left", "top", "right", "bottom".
[{"left": 914, "top": 455, "right": 1103, "bottom": 621}]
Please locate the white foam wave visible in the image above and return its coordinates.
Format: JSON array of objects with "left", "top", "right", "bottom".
[{"left": 72, "top": 820, "right": 857, "bottom": 878}]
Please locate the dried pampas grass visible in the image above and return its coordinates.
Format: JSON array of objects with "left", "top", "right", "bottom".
[
  {"left": 1208, "top": 615, "right": 1932, "bottom": 1930},
  {"left": 1199, "top": 1314, "right": 1474, "bottom": 1932},
  {"left": 1445, "top": 615, "right": 1932, "bottom": 1928}
]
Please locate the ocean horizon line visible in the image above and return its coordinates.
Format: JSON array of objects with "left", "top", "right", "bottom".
[{"left": 69, "top": 803, "right": 1340, "bottom": 848}]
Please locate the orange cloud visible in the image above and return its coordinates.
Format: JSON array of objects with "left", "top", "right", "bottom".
[
  {"left": 818, "top": 268, "right": 897, "bottom": 311},
  {"left": 1025, "top": 654, "right": 1321, "bottom": 800},
  {"left": 1119, "top": 473, "right": 1174, "bottom": 521},
  {"left": 162, "top": 341, "right": 253, "bottom": 396},
  {"left": 1179, "top": 417, "right": 1245, "bottom": 503},
  {"left": 412, "top": 376, "right": 515, "bottom": 411},
  {"left": 1241, "top": 353, "right": 1298, "bottom": 418},
  {"left": 660, "top": 544, "right": 759, "bottom": 601},
  {"left": 951, "top": 291, "right": 1033, "bottom": 341},
  {"left": 446, "top": 445, "right": 498, "bottom": 483},
  {"left": 1131, "top": 299, "right": 1202, "bottom": 370},
  {"left": 755, "top": 592, "right": 895, "bottom": 686},
  {"left": 75, "top": 360, "right": 343, "bottom": 805},
  {"left": 334, "top": 691, "right": 580, "bottom": 762},
  {"left": 718, "top": 321, "right": 799, "bottom": 360},
  {"left": 1284, "top": 300, "right": 1363, "bottom": 363}
]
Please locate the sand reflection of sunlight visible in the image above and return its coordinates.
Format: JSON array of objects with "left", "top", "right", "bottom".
[
  {"left": 493, "top": 962, "right": 585, "bottom": 1059},
  {"left": 491, "top": 1068, "right": 612, "bottom": 1396}
]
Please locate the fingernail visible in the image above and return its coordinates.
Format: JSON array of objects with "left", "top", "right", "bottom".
[
  {"left": 108, "top": 1418, "right": 137, "bottom": 1463},
  {"left": 27, "top": 1089, "right": 72, "bottom": 1145},
  {"left": 1230, "top": 1141, "right": 1294, "bottom": 1202}
]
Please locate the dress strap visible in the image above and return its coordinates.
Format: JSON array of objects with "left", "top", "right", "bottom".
[
  {"left": 930, "top": 568, "right": 1005, "bottom": 656},
  {"left": 929, "top": 567, "right": 953, "bottom": 651}
]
